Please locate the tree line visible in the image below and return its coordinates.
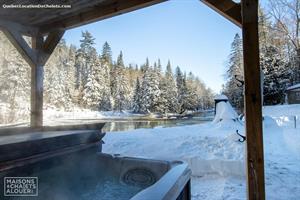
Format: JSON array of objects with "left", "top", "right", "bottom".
[
  {"left": 0, "top": 31, "right": 214, "bottom": 123},
  {"left": 223, "top": 1, "right": 299, "bottom": 111}
]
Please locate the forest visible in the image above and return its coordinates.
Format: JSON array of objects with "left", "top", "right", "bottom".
[
  {"left": 1, "top": 0, "right": 300, "bottom": 123},
  {"left": 0, "top": 31, "right": 214, "bottom": 124},
  {"left": 223, "top": 2, "right": 300, "bottom": 112}
]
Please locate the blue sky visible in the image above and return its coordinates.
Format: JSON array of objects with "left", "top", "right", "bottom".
[{"left": 63, "top": 0, "right": 241, "bottom": 93}]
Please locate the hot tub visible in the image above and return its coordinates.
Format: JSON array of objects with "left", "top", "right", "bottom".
[{"left": 0, "top": 124, "right": 191, "bottom": 200}]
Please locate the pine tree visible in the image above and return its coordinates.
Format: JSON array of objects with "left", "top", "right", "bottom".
[
  {"left": 140, "top": 57, "right": 150, "bottom": 73},
  {"left": 44, "top": 39, "right": 73, "bottom": 109},
  {"left": 112, "top": 51, "right": 129, "bottom": 112},
  {"left": 132, "top": 78, "right": 142, "bottom": 113},
  {"left": 101, "top": 41, "right": 112, "bottom": 65},
  {"left": 258, "top": 7, "right": 291, "bottom": 105},
  {"left": 262, "top": 46, "right": 290, "bottom": 104},
  {"left": 140, "top": 66, "right": 161, "bottom": 113},
  {"left": 0, "top": 32, "right": 30, "bottom": 123},
  {"left": 164, "top": 61, "right": 178, "bottom": 113},
  {"left": 223, "top": 33, "right": 244, "bottom": 112},
  {"left": 75, "top": 31, "right": 96, "bottom": 92},
  {"left": 185, "top": 72, "right": 199, "bottom": 111},
  {"left": 175, "top": 66, "right": 188, "bottom": 113},
  {"left": 0, "top": 30, "right": 218, "bottom": 123},
  {"left": 82, "top": 60, "right": 102, "bottom": 109},
  {"left": 99, "top": 42, "right": 113, "bottom": 110}
]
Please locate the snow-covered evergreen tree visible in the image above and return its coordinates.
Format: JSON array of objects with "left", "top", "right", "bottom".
[
  {"left": 82, "top": 58, "right": 103, "bottom": 109},
  {"left": 44, "top": 39, "right": 74, "bottom": 109},
  {"left": 75, "top": 31, "right": 96, "bottom": 93},
  {"left": 112, "top": 51, "right": 130, "bottom": 112},
  {"left": 175, "top": 66, "right": 189, "bottom": 113},
  {"left": 140, "top": 65, "right": 161, "bottom": 113},
  {"left": 185, "top": 72, "right": 200, "bottom": 111},
  {"left": 262, "top": 46, "right": 290, "bottom": 104},
  {"left": 223, "top": 33, "right": 244, "bottom": 112},
  {"left": 0, "top": 30, "right": 216, "bottom": 123},
  {"left": 101, "top": 41, "right": 112, "bottom": 65},
  {"left": 132, "top": 78, "right": 142, "bottom": 113},
  {"left": 163, "top": 61, "right": 178, "bottom": 113},
  {"left": 99, "top": 42, "right": 113, "bottom": 110},
  {"left": 0, "top": 31, "right": 30, "bottom": 123}
]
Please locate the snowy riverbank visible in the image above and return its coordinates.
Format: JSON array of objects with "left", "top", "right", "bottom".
[{"left": 103, "top": 104, "right": 300, "bottom": 200}]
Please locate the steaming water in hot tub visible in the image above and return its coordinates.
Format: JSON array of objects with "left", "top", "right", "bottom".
[
  {"left": 0, "top": 146, "right": 175, "bottom": 200},
  {"left": 0, "top": 127, "right": 191, "bottom": 200},
  {"left": 33, "top": 156, "right": 146, "bottom": 200}
]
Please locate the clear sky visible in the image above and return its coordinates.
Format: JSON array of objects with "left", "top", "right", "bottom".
[{"left": 63, "top": 0, "right": 241, "bottom": 93}]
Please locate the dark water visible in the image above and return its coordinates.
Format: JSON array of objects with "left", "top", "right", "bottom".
[
  {"left": 1, "top": 112, "right": 213, "bottom": 132},
  {"left": 47, "top": 112, "right": 214, "bottom": 132},
  {"left": 103, "top": 117, "right": 213, "bottom": 132}
]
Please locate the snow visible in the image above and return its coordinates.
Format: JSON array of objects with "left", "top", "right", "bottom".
[
  {"left": 286, "top": 83, "right": 300, "bottom": 91},
  {"left": 104, "top": 123, "right": 245, "bottom": 177},
  {"left": 263, "top": 104, "right": 300, "bottom": 117},
  {"left": 214, "top": 94, "right": 228, "bottom": 100},
  {"left": 212, "top": 101, "right": 238, "bottom": 125},
  {"left": 43, "top": 107, "right": 142, "bottom": 122},
  {"left": 102, "top": 104, "right": 300, "bottom": 200},
  {"left": 263, "top": 104, "right": 300, "bottom": 128}
]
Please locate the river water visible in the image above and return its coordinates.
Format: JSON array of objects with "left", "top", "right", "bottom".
[
  {"left": 103, "top": 117, "right": 212, "bottom": 132},
  {"left": 103, "top": 110, "right": 214, "bottom": 132},
  {"left": 0, "top": 111, "right": 214, "bottom": 132}
]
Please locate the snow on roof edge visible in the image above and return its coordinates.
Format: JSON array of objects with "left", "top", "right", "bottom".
[
  {"left": 286, "top": 83, "right": 300, "bottom": 91},
  {"left": 214, "top": 94, "right": 229, "bottom": 100}
]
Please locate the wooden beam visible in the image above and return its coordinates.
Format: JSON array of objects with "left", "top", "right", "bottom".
[
  {"left": 30, "top": 35, "right": 44, "bottom": 127},
  {"left": 1, "top": 27, "right": 37, "bottom": 67},
  {"left": 29, "top": 30, "right": 64, "bottom": 127},
  {"left": 0, "top": 20, "right": 38, "bottom": 36},
  {"left": 200, "top": 0, "right": 242, "bottom": 27},
  {"left": 241, "top": 0, "right": 265, "bottom": 199},
  {"left": 39, "top": 0, "right": 167, "bottom": 33},
  {"left": 43, "top": 30, "right": 65, "bottom": 54},
  {"left": 41, "top": 30, "right": 65, "bottom": 65},
  {"left": 1, "top": 22, "right": 64, "bottom": 127}
]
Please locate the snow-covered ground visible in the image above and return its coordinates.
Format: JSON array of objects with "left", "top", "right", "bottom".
[
  {"left": 102, "top": 104, "right": 300, "bottom": 200},
  {"left": 263, "top": 104, "right": 300, "bottom": 128},
  {"left": 0, "top": 107, "right": 143, "bottom": 126},
  {"left": 44, "top": 108, "right": 142, "bottom": 121}
]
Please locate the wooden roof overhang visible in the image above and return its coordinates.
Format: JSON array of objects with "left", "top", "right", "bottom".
[
  {"left": 0, "top": 0, "right": 169, "bottom": 35},
  {"left": 0, "top": 0, "right": 265, "bottom": 199}
]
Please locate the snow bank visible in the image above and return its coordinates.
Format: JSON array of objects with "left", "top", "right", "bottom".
[
  {"left": 263, "top": 104, "right": 300, "bottom": 117},
  {"left": 103, "top": 124, "right": 246, "bottom": 177},
  {"left": 43, "top": 107, "right": 141, "bottom": 122},
  {"left": 212, "top": 101, "right": 241, "bottom": 131},
  {"left": 213, "top": 102, "right": 238, "bottom": 124},
  {"left": 103, "top": 117, "right": 300, "bottom": 200},
  {"left": 0, "top": 102, "right": 29, "bottom": 125},
  {"left": 263, "top": 104, "right": 300, "bottom": 128},
  {"left": 263, "top": 116, "right": 279, "bottom": 129}
]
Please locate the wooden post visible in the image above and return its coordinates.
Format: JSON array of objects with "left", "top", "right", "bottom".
[
  {"left": 241, "top": 0, "right": 265, "bottom": 199},
  {"left": 29, "top": 32, "right": 64, "bottom": 127},
  {"left": 1, "top": 26, "right": 64, "bottom": 127},
  {"left": 30, "top": 35, "right": 44, "bottom": 127}
]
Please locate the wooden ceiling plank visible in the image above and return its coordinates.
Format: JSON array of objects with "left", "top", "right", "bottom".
[
  {"left": 38, "top": 0, "right": 166, "bottom": 33},
  {"left": 0, "top": 20, "right": 38, "bottom": 36},
  {"left": 26, "top": 0, "right": 104, "bottom": 25},
  {"left": 200, "top": 0, "right": 242, "bottom": 27}
]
